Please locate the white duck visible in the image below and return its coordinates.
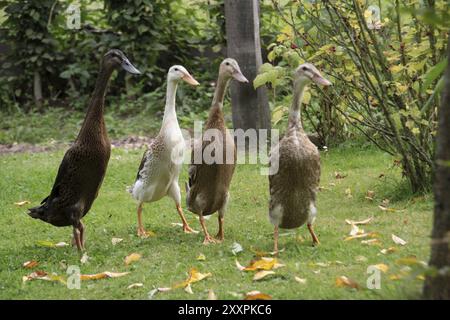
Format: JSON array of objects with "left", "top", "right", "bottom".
[{"left": 130, "top": 65, "right": 199, "bottom": 237}]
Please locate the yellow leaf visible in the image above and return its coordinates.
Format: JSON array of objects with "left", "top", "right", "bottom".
[
  {"left": 241, "top": 257, "right": 285, "bottom": 271},
  {"left": 373, "top": 263, "right": 389, "bottom": 273},
  {"left": 125, "top": 253, "right": 142, "bottom": 266},
  {"left": 253, "top": 270, "right": 275, "bottom": 281},
  {"left": 207, "top": 289, "right": 217, "bottom": 300},
  {"left": 36, "top": 240, "right": 69, "bottom": 248},
  {"left": 80, "top": 271, "right": 129, "bottom": 281},
  {"left": 173, "top": 268, "right": 212, "bottom": 289},
  {"left": 335, "top": 276, "right": 360, "bottom": 289},
  {"left": 22, "top": 271, "right": 66, "bottom": 285},
  {"left": 184, "top": 284, "right": 194, "bottom": 294},
  {"left": 244, "top": 291, "right": 272, "bottom": 300},
  {"left": 361, "top": 239, "right": 382, "bottom": 246},
  {"left": 14, "top": 200, "right": 30, "bottom": 206},
  {"left": 395, "top": 256, "right": 419, "bottom": 266},
  {"left": 345, "top": 217, "right": 373, "bottom": 225},
  {"left": 380, "top": 247, "right": 398, "bottom": 254},
  {"left": 295, "top": 276, "right": 307, "bottom": 284},
  {"left": 197, "top": 253, "right": 206, "bottom": 261},
  {"left": 127, "top": 283, "right": 144, "bottom": 289}
]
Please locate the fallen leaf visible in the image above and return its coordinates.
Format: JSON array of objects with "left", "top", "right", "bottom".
[
  {"left": 334, "top": 171, "right": 347, "bottom": 179},
  {"left": 80, "top": 253, "right": 89, "bottom": 264},
  {"left": 355, "top": 255, "right": 368, "bottom": 262},
  {"left": 23, "top": 260, "right": 39, "bottom": 269},
  {"left": 378, "top": 205, "right": 397, "bottom": 212},
  {"left": 380, "top": 247, "right": 398, "bottom": 254},
  {"left": 111, "top": 238, "right": 123, "bottom": 245},
  {"left": 80, "top": 271, "right": 129, "bottom": 281},
  {"left": 244, "top": 291, "right": 272, "bottom": 300},
  {"left": 392, "top": 234, "right": 407, "bottom": 246},
  {"left": 184, "top": 284, "right": 194, "bottom": 294},
  {"left": 395, "top": 256, "right": 419, "bottom": 266},
  {"left": 197, "top": 253, "right": 206, "bottom": 261},
  {"left": 335, "top": 276, "right": 359, "bottom": 289},
  {"left": 157, "top": 287, "right": 172, "bottom": 292},
  {"left": 344, "top": 232, "right": 378, "bottom": 241},
  {"left": 127, "top": 283, "right": 144, "bottom": 289},
  {"left": 312, "top": 270, "right": 321, "bottom": 274},
  {"left": 416, "top": 274, "right": 425, "bottom": 281},
  {"left": 365, "top": 190, "right": 375, "bottom": 201},
  {"left": 14, "top": 200, "right": 30, "bottom": 206},
  {"left": 148, "top": 287, "right": 172, "bottom": 299},
  {"left": 207, "top": 289, "right": 217, "bottom": 300},
  {"left": 171, "top": 222, "right": 184, "bottom": 227},
  {"left": 125, "top": 253, "right": 142, "bottom": 266},
  {"left": 251, "top": 247, "right": 285, "bottom": 256},
  {"left": 295, "top": 276, "right": 307, "bottom": 284},
  {"left": 361, "top": 239, "right": 382, "bottom": 246},
  {"left": 345, "top": 188, "right": 352, "bottom": 198},
  {"left": 235, "top": 259, "right": 246, "bottom": 271},
  {"left": 22, "top": 271, "right": 66, "bottom": 284},
  {"left": 373, "top": 263, "right": 389, "bottom": 273},
  {"left": 309, "top": 262, "right": 330, "bottom": 268},
  {"left": 173, "top": 268, "right": 212, "bottom": 289},
  {"left": 231, "top": 242, "right": 243, "bottom": 255},
  {"left": 253, "top": 270, "right": 275, "bottom": 281},
  {"left": 36, "top": 240, "right": 69, "bottom": 248},
  {"left": 345, "top": 217, "right": 373, "bottom": 225},
  {"left": 349, "top": 224, "right": 364, "bottom": 236},
  {"left": 240, "top": 257, "right": 285, "bottom": 271}
]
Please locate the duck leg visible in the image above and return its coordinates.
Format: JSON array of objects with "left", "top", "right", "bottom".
[
  {"left": 73, "top": 224, "right": 83, "bottom": 251},
  {"left": 137, "top": 203, "right": 155, "bottom": 238},
  {"left": 79, "top": 221, "right": 85, "bottom": 249},
  {"left": 215, "top": 192, "right": 228, "bottom": 242},
  {"left": 307, "top": 223, "right": 320, "bottom": 246},
  {"left": 176, "top": 204, "right": 197, "bottom": 233},
  {"left": 274, "top": 225, "right": 279, "bottom": 255},
  {"left": 199, "top": 213, "right": 216, "bottom": 245}
]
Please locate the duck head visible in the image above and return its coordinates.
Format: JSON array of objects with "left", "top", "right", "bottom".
[
  {"left": 168, "top": 65, "right": 199, "bottom": 86},
  {"left": 103, "top": 49, "right": 141, "bottom": 75},
  {"left": 294, "top": 63, "right": 331, "bottom": 86},
  {"left": 220, "top": 58, "right": 248, "bottom": 83}
]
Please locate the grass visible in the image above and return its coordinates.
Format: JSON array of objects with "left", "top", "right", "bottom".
[{"left": 0, "top": 145, "right": 432, "bottom": 300}]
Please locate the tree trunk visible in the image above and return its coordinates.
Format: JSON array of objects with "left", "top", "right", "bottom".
[
  {"left": 423, "top": 36, "right": 450, "bottom": 300},
  {"left": 224, "top": 0, "right": 271, "bottom": 136}
]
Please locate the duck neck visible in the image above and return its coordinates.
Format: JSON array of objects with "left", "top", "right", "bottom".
[
  {"left": 77, "top": 65, "right": 114, "bottom": 141},
  {"left": 212, "top": 72, "right": 231, "bottom": 109},
  {"left": 288, "top": 79, "right": 308, "bottom": 130},
  {"left": 162, "top": 79, "right": 179, "bottom": 127}
]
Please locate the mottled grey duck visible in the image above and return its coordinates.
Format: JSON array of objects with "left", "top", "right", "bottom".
[
  {"left": 186, "top": 58, "right": 248, "bottom": 244},
  {"left": 28, "top": 49, "right": 141, "bottom": 251},
  {"left": 268, "top": 63, "right": 331, "bottom": 254}
]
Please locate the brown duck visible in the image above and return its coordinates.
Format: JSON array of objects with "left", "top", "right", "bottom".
[
  {"left": 186, "top": 58, "right": 248, "bottom": 244},
  {"left": 268, "top": 63, "right": 331, "bottom": 254},
  {"left": 28, "top": 49, "right": 141, "bottom": 251}
]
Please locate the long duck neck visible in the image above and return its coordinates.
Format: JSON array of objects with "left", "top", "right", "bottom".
[
  {"left": 288, "top": 79, "right": 308, "bottom": 131},
  {"left": 77, "top": 65, "right": 114, "bottom": 142},
  {"left": 162, "top": 79, "right": 179, "bottom": 128},
  {"left": 212, "top": 72, "right": 231, "bottom": 109}
]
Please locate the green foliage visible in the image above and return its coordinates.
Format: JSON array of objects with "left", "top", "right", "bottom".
[{"left": 256, "top": 0, "right": 448, "bottom": 193}]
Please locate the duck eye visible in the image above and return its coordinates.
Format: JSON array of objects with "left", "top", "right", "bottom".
[
  {"left": 302, "top": 66, "right": 307, "bottom": 71},
  {"left": 174, "top": 68, "right": 179, "bottom": 71},
  {"left": 225, "top": 62, "right": 230, "bottom": 66}
]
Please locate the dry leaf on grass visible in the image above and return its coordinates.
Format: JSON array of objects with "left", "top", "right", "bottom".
[
  {"left": 345, "top": 217, "right": 373, "bottom": 225},
  {"left": 80, "top": 271, "right": 129, "bottom": 281},
  {"left": 378, "top": 205, "right": 397, "bottom": 212},
  {"left": 361, "top": 239, "right": 382, "bottom": 246},
  {"left": 344, "top": 232, "right": 378, "bottom": 241},
  {"left": 22, "top": 271, "right": 66, "bottom": 284},
  {"left": 253, "top": 270, "right": 275, "bottom": 281},
  {"left": 173, "top": 268, "right": 212, "bottom": 289},
  {"left": 345, "top": 188, "right": 352, "bottom": 198},
  {"left": 127, "top": 283, "right": 143, "bottom": 289},
  {"left": 365, "top": 190, "right": 375, "bottom": 201},
  {"left": 334, "top": 171, "right": 347, "bottom": 179},
  {"left": 355, "top": 255, "right": 368, "bottom": 262},
  {"left": 335, "top": 276, "right": 360, "bottom": 289},
  {"left": 125, "top": 253, "right": 142, "bottom": 266},
  {"left": 373, "top": 263, "right": 389, "bottom": 273},
  {"left": 36, "top": 240, "right": 69, "bottom": 248},
  {"left": 295, "top": 276, "right": 307, "bottom": 284},
  {"left": 207, "top": 289, "right": 217, "bottom": 300},
  {"left": 349, "top": 224, "right": 364, "bottom": 236},
  {"left": 231, "top": 242, "right": 243, "bottom": 255},
  {"left": 148, "top": 287, "right": 172, "bottom": 299},
  {"left": 250, "top": 247, "right": 284, "bottom": 256},
  {"left": 14, "top": 200, "right": 30, "bottom": 206},
  {"left": 197, "top": 253, "right": 206, "bottom": 261},
  {"left": 244, "top": 291, "right": 272, "bottom": 300},
  {"left": 380, "top": 247, "right": 397, "bottom": 254},
  {"left": 395, "top": 256, "right": 425, "bottom": 266},
  {"left": 80, "top": 253, "right": 89, "bottom": 264},
  {"left": 111, "top": 238, "right": 123, "bottom": 245},
  {"left": 184, "top": 284, "right": 194, "bottom": 294},
  {"left": 392, "top": 234, "right": 407, "bottom": 246},
  {"left": 23, "top": 260, "right": 38, "bottom": 269},
  {"left": 236, "top": 257, "right": 285, "bottom": 272}
]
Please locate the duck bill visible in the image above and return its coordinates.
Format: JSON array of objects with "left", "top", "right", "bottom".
[
  {"left": 121, "top": 58, "right": 141, "bottom": 75},
  {"left": 312, "top": 74, "right": 331, "bottom": 86},
  {"left": 232, "top": 71, "right": 249, "bottom": 83},
  {"left": 182, "top": 73, "right": 200, "bottom": 86}
]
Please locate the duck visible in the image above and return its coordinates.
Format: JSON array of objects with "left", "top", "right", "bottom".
[
  {"left": 268, "top": 63, "right": 331, "bottom": 254},
  {"left": 28, "top": 49, "right": 141, "bottom": 251},
  {"left": 130, "top": 65, "right": 199, "bottom": 237},
  {"left": 186, "top": 58, "right": 248, "bottom": 244}
]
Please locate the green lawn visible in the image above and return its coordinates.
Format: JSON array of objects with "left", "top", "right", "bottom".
[{"left": 0, "top": 145, "right": 432, "bottom": 299}]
